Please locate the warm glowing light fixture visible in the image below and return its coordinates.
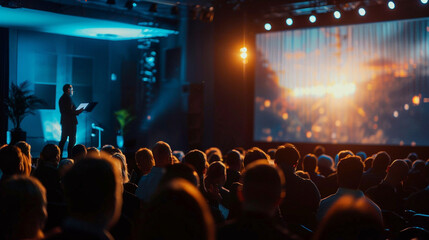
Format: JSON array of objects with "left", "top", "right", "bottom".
[{"left": 412, "top": 95, "right": 420, "bottom": 105}]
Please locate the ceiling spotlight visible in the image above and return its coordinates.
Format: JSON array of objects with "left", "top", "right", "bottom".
[
  {"left": 421, "top": 0, "right": 428, "bottom": 4},
  {"left": 358, "top": 8, "right": 366, "bottom": 16},
  {"left": 388, "top": 1, "right": 395, "bottom": 9},
  {"left": 125, "top": 0, "right": 136, "bottom": 9},
  {"left": 286, "top": 18, "right": 293, "bottom": 26},
  {"left": 149, "top": 3, "right": 157, "bottom": 12},
  {"left": 309, "top": 15, "right": 316, "bottom": 23},
  {"left": 264, "top": 23, "right": 272, "bottom": 31},
  {"left": 334, "top": 10, "right": 341, "bottom": 19}
]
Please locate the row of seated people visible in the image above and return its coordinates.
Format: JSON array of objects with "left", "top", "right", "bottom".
[{"left": 0, "top": 141, "right": 428, "bottom": 240}]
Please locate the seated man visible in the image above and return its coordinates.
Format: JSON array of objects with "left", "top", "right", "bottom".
[
  {"left": 317, "top": 156, "right": 381, "bottom": 221},
  {"left": 48, "top": 157, "right": 122, "bottom": 239},
  {"left": 217, "top": 161, "right": 297, "bottom": 240}
]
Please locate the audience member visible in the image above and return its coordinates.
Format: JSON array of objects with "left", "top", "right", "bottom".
[
  {"left": 407, "top": 152, "right": 418, "bottom": 161},
  {"left": 135, "top": 141, "right": 172, "bottom": 202},
  {"left": 33, "top": 144, "right": 63, "bottom": 203},
  {"left": 204, "top": 161, "right": 230, "bottom": 224},
  {"left": 0, "top": 176, "right": 47, "bottom": 240},
  {"left": 314, "top": 195, "right": 384, "bottom": 240},
  {"left": 313, "top": 145, "right": 325, "bottom": 157},
  {"left": 317, "top": 156, "right": 381, "bottom": 221},
  {"left": 406, "top": 161, "right": 429, "bottom": 215},
  {"left": 224, "top": 150, "right": 242, "bottom": 190},
  {"left": 218, "top": 161, "right": 297, "bottom": 240},
  {"left": 364, "top": 157, "right": 374, "bottom": 172},
  {"left": 130, "top": 148, "right": 154, "bottom": 184},
  {"left": 360, "top": 151, "right": 391, "bottom": 192},
  {"left": 275, "top": 144, "right": 320, "bottom": 228},
  {"left": 159, "top": 163, "right": 199, "bottom": 187},
  {"left": 58, "top": 159, "right": 74, "bottom": 178},
  {"left": 0, "top": 145, "right": 25, "bottom": 181},
  {"left": 366, "top": 159, "right": 409, "bottom": 215},
  {"left": 303, "top": 154, "right": 325, "bottom": 191},
  {"left": 49, "top": 157, "right": 122, "bottom": 239},
  {"left": 86, "top": 147, "right": 100, "bottom": 158},
  {"left": 317, "top": 154, "right": 335, "bottom": 177},
  {"left": 15, "top": 141, "right": 33, "bottom": 175},
  {"left": 70, "top": 144, "right": 87, "bottom": 163},
  {"left": 244, "top": 147, "right": 269, "bottom": 168},
  {"left": 404, "top": 160, "right": 427, "bottom": 191},
  {"left": 140, "top": 179, "right": 215, "bottom": 240},
  {"left": 183, "top": 149, "right": 208, "bottom": 192}
]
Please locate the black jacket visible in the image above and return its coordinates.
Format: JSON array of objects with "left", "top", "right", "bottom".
[{"left": 59, "top": 93, "right": 78, "bottom": 126}]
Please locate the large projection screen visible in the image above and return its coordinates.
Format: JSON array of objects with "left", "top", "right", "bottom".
[{"left": 254, "top": 17, "right": 429, "bottom": 146}]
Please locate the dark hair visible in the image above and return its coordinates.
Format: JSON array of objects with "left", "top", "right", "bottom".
[
  {"left": 101, "top": 145, "right": 117, "bottom": 156},
  {"left": 274, "top": 143, "right": 301, "bottom": 167},
  {"left": 407, "top": 152, "right": 418, "bottom": 161},
  {"left": 337, "top": 156, "right": 364, "bottom": 189},
  {"left": 387, "top": 160, "right": 409, "bottom": 182},
  {"left": 140, "top": 179, "right": 215, "bottom": 240},
  {"left": 244, "top": 147, "right": 269, "bottom": 168},
  {"left": 225, "top": 150, "right": 241, "bottom": 171},
  {"left": 62, "top": 84, "right": 72, "bottom": 93},
  {"left": 303, "top": 154, "right": 318, "bottom": 173},
  {"left": 242, "top": 161, "right": 285, "bottom": 209},
  {"left": 62, "top": 158, "right": 122, "bottom": 226},
  {"left": 0, "top": 145, "right": 25, "bottom": 177},
  {"left": 135, "top": 148, "right": 155, "bottom": 175},
  {"left": 314, "top": 145, "right": 325, "bottom": 157},
  {"left": 364, "top": 157, "right": 374, "bottom": 172},
  {"left": 152, "top": 141, "right": 172, "bottom": 166},
  {"left": 183, "top": 150, "right": 207, "bottom": 178},
  {"left": 71, "top": 144, "right": 87, "bottom": 161},
  {"left": 372, "top": 151, "right": 391, "bottom": 172},
  {"left": 160, "top": 163, "right": 199, "bottom": 187},
  {"left": 40, "top": 144, "right": 60, "bottom": 165},
  {"left": 205, "top": 161, "right": 226, "bottom": 187},
  {"left": 314, "top": 196, "right": 384, "bottom": 240}
]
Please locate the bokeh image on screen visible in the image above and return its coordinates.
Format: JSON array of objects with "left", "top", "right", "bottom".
[{"left": 254, "top": 17, "right": 429, "bottom": 146}]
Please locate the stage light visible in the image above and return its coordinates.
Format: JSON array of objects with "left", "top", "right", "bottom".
[
  {"left": 412, "top": 95, "right": 420, "bottom": 105},
  {"left": 393, "top": 111, "right": 399, "bottom": 118},
  {"left": 388, "top": 1, "right": 395, "bottom": 9},
  {"left": 309, "top": 15, "right": 316, "bottom": 23},
  {"left": 334, "top": 11, "right": 341, "bottom": 19},
  {"left": 358, "top": 8, "right": 366, "bottom": 16},
  {"left": 286, "top": 18, "right": 293, "bottom": 26},
  {"left": 240, "top": 47, "right": 247, "bottom": 53},
  {"left": 264, "top": 23, "right": 272, "bottom": 31},
  {"left": 421, "top": 0, "right": 428, "bottom": 4},
  {"left": 240, "top": 52, "right": 248, "bottom": 59}
]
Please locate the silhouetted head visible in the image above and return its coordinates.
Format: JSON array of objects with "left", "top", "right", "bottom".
[
  {"left": 364, "top": 157, "right": 374, "bottom": 171},
  {"left": 240, "top": 160, "right": 285, "bottom": 216},
  {"left": 71, "top": 144, "right": 87, "bottom": 163},
  {"left": 275, "top": 143, "right": 300, "bottom": 169},
  {"left": 335, "top": 150, "right": 354, "bottom": 167},
  {"left": 208, "top": 152, "right": 222, "bottom": 164},
  {"left": 267, "top": 148, "right": 276, "bottom": 160},
  {"left": 318, "top": 154, "right": 335, "bottom": 176},
  {"left": 62, "top": 158, "right": 122, "bottom": 228},
  {"left": 40, "top": 144, "right": 61, "bottom": 167},
  {"left": 58, "top": 159, "right": 74, "bottom": 178},
  {"left": 152, "top": 141, "right": 172, "bottom": 168},
  {"left": 407, "top": 152, "right": 418, "bottom": 161},
  {"left": 135, "top": 148, "right": 155, "bottom": 175},
  {"left": 160, "top": 163, "right": 199, "bottom": 187},
  {"left": 141, "top": 179, "right": 215, "bottom": 240},
  {"left": 205, "top": 147, "right": 222, "bottom": 161},
  {"left": 314, "top": 145, "right": 326, "bottom": 157},
  {"left": 244, "top": 147, "right": 269, "bottom": 168},
  {"left": 62, "top": 84, "right": 73, "bottom": 96},
  {"left": 303, "top": 154, "right": 318, "bottom": 173},
  {"left": 86, "top": 147, "right": 100, "bottom": 158},
  {"left": 0, "top": 176, "right": 47, "bottom": 240},
  {"left": 183, "top": 150, "right": 207, "bottom": 180},
  {"left": 205, "top": 161, "right": 226, "bottom": 187},
  {"left": 314, "top": 195, "right": 384, "bottom": 240},
  {"left": 337, "top": 156, "right": 364, "bottom": 189},
  {"left": 100, "top": 145, "right": 117, "bottom": 157},
  {"left": 386, "top": 160, "right": 409, "bottom": 184},
  {"left": 0, "top": 145, "right": 25, "bottom": 179},
  {"left": 356, "top": 152, "right": 367, "bottom": 163},
  {"left": 411, "top": 160, "right": 425, "bottom": 172},
  {"left": 225, "top": 150, "right": 242, "bottom": 171},
  {"left": 372, "top": 151, "right": 391, "bottom": 172}
]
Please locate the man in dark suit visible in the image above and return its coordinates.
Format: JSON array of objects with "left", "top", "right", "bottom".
[{"left": 58, "top": 84, "right": 83, "bottom": 158}]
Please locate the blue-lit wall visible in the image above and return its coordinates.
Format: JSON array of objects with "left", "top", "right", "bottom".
[{"left": 8, "top": 29, "right": 137, "bottom": 156}]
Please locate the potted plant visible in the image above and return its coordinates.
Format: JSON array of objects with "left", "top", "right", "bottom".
[
  {"left": 5, "top": 81, "right": 44, "bottom": 144},
  {"left": 114, "top": 109, "right": 135, "bottom": 149}
]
